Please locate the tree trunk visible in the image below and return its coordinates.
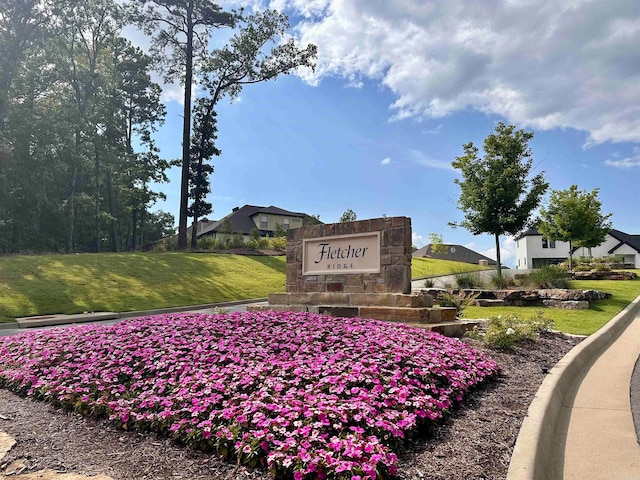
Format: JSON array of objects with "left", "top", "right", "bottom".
[
  {"left": 67, "top": 164, "right": 77, "bottom": 253},
  {"left": 131, "top": 209, "right": 138, "bottom": 251},
  {"left": 568, "top": 240, "right": 574, "bottom": 271},
  {"left": 105, "top": 167, "right": 118, "bottom": 252},
  {"left": 177, "top": 1, "right": 195, "bottom": 250},
  {"left": 494, "top": 233, "right": 502, "bottom": 277},
  {"left": 94, "top": 143, "right": 101, "bottom": 253}
]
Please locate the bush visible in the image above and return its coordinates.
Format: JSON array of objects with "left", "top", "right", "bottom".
[
  {"left": 438, "top": 291, "right": 479, "bottom": 318},
  {"left": 490, "top": 272, "right": 514, "bottom": 289},
  {"left": 594, "top": 263, "right": 611, "bottom": 272},
  {"left": 454, "top": 271, "right": 484, "bottom": 289},
  {"left": 270, "top": 236, "right": 287, "bottom": 250},
  {"left": 423, "top": 278, "right": 435, "bottom": 288},
  {"left": 468, "top": 311, "right": 553, "bottom": 349},
  {"left": 573, "top": 264, "right": 592, "bottom": 272},
  {"left": 522, "top": 265, "right": 571, "bottom": 289}
]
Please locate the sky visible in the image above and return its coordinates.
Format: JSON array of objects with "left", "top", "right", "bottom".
[{"left": 129, "top": 0, "right": 640, "bottom": 267}]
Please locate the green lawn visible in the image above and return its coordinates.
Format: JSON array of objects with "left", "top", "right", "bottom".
[
  {"left": 0, "top": 253, "right": 488, "bottom": 322},
  {"left": 8, "top": 252, "right": 633, "bottom": 335},
  {"left": 411, "top": 257, "right": 488, "bottom": 278},
  {"left": 0, "top": 252, "right": 286, "bottom": 322},
  {"left": 463, "top": 272, "right": 640, "bottom": 335}
]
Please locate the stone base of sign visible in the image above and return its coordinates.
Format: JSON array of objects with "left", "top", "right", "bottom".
[{"left": 247, "top": 292, "right": 477, "bottom": 336}]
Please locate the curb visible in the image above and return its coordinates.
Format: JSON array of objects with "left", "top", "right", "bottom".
[
  {"left": 7, "top": 298, "right": 268, "bottom": 330},
  {"left": 506, "top": 293, "right": 640, "bottom": 480},
  {"left": 118, "top": 298, "right": 267, "bottom": 319}
]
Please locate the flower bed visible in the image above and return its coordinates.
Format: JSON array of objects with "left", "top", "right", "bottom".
[{"left": 0, "top": 311, "right": 499, "bottom": 479}]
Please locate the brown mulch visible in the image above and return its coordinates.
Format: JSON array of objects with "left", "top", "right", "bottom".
[{"left": 0, "top": 332, "right": 581, "bottom": 480}]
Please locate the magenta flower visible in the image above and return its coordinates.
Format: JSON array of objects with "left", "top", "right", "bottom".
[{"left": 0, "top": 311, "right": 499, "bottom": 479}]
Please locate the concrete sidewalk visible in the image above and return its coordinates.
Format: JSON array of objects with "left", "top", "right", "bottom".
[
  {"left": 561, "top": 313, "right": 640, "bottom": 479},
  {"left": 508, "top": 295, "right": 640, "bottom": 480}
]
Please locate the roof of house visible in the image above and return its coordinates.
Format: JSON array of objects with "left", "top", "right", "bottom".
[
  {"left": 607, "top": 229, "right": 640, "bottom": 254},
  {"left": 515, "top": 227, "right": 542, "bottom": 240},
  {"left": 412, "top": 243, "right": 497, "bottom": 265},
  {"left": 198, "top": 205, "right": 310, "bottom": 237}
]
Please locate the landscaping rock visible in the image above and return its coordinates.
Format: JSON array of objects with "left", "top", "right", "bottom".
[
  {"left": 423, "top": 287, "right": 611, "bottom": 308},
  {"left": 572, "top": 271, "right": 637, "bottom": 280},
  {"left": 542, "top": 300, "right": 590, "bottom": 309}
]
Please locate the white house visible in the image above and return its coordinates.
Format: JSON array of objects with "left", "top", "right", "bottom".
[{"left": 515, "top": 228, "right": 640, "bottom": 269}]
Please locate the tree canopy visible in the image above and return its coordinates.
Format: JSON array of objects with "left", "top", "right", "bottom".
[
  {"left": 340, "top": 209, "right": 357, "bottom": 223},
  {"left": 451, "top": 122, "right": 548, "bottom": 274},
  {"left": 538, "top": 185, "right": 612, "bottom": 269},
  {"left": 0, "top": 1, "right": 315, "bottom": 254},
  {"left": 130, "top": 0, "right": 239, "bottom": 250}
]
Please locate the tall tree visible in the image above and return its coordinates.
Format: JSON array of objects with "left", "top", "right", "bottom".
[
  {"left": 188, "top": 98, "right": 218, "bottom": 248},
  {"left": 130, "top": 0, "right": 237, "bottom": 250},
  {"left": 451, "top": 122, "right": 548, "bottom": 276},
  {"left": 187, "top": 9, "right": 316, "bottom": 245},
  {"left": 538, "top": 185, "right": 612, "bottom": 269},
  {"left": 0, "top": 0, "right": 48, "bottom": 132}
]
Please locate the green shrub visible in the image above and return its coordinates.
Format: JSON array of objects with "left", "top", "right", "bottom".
[
  {"left": 573, "top": 264, "right": 592, "bottom": 272},
  {"left": 594, "top": 263, "right": 611, "bottom": 272},
  {"left": 468, "top": 311, "right": 553, "bottom": 349},
  {"left": 454, "top": 271, "right": 484, "bottom": 289},
  {"left": 270, "top": 236, "right": 287, "bottom": 250},
  {"left": 423, "top": 278, "right": 435, "bottom": 288},
  {"left": 522, "top": 265, "right": 571, "bottom": 289},
  {"left": 490, "top": 272, "right": 514, "bottom": 289},
  {"left": 438, "top": 291, "right": 479, "bottom": 318}
]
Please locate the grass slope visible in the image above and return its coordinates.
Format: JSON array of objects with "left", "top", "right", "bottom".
[
  {"left": 463, "top": 273, "right": 640, "bottom": 335},
  {"left": 411, "top": 257, "right": 488, "bottom": 278},
  {"left": 0, "top": 253, "right": 485, "bottom": 322},
  {"left": 0, "top": 253, "right": 286, "bottom": 322}
]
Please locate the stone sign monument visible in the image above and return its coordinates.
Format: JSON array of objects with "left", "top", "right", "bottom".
[{"left": 250, "top": 216, "right": 471, "bottom": 335}]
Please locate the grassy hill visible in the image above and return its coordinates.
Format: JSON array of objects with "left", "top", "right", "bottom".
[
  {"left": 0, "top": 252, "right": 286, "bottom": 322},
  {"left": 0, "top": 252, "right": 491, "bottom": 322},
  {"left": 411, "top": 256, "right": 489, "bottom": 278}
]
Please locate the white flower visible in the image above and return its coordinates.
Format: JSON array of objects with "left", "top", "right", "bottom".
[{"left": 505, "top": 328, "right": 516, "bottom": 336}]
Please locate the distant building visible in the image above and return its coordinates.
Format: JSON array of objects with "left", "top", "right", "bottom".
[
  {"left": 515, "top": 227, "right": 640, "bottom": 269},
  {"left": 412, "top": 244, "right": 497, "bottom": 266},
  {"left": 196, "top": 205, "right": 316, "bottom": 242}
]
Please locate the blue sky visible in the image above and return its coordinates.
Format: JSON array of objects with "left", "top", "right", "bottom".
[{"left": 133, "top": 0, "right": 640, "bottom": 267}]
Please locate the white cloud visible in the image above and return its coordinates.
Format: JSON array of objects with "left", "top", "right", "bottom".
[
  {"left": 381, "top": 157, "right": 391, "bottom": 166},
  {"left": 424, "top": 124, "right": 443, "bottom": 135},
  {"left": 276, "top": 0, "right": 640, "bottom": 144},
  {"left": 605, "top": 146, "right": 640, "bottom": 168},
  {"left": 412, "top": 232, "right": 426, "bottom": 248},
  {"left": 407, "top": 149, "right": 454, "bottom": 171}
]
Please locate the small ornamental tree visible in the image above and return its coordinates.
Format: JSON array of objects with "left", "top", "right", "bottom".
[
  {"left": 451, "top": 123, "right": 548, "bottom": 276},
  {"left": 428, "top": 233, "right": 448, "bottom": 254},
  {"left": 340, "top": 209, "right": 357, "bottom": 223},
  {"left": 538, "top": 185, "right": 612, "bottom": 270}
]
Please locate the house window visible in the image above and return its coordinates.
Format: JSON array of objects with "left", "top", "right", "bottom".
[
  {"left": 283, "top": 218, "right": 290, "bottom": 230},
  {"left": 542, "top": 238, "right": 548, "bottom": 248},
  {"left": 549, "top": 240, "right": 556, "bottom": 248},
  {"left": 260, "top": 216, "right": 268, "bottom": 229}
]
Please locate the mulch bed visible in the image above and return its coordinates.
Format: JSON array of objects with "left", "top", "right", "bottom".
[{"left": 0, "top": 332, "right": 581, "bottom": 480}]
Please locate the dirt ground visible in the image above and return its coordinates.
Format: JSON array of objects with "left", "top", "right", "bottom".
[{"left": 0, "top": 332, "right": 581, "bottom": 480}]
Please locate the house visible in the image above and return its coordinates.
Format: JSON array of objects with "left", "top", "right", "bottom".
[
  {"left": 515, "top": 227, "right": 640, "bottom": 269},
  {"left": 197, "top": 205, "right": 315, "bottom": 242},
  {"left": 412, "top": 243, "right": 497, "bottom": 266}
]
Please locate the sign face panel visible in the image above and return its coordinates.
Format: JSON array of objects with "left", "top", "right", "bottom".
[{"left": 303, "top": 232, "right": 381, "bottom": 275}]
